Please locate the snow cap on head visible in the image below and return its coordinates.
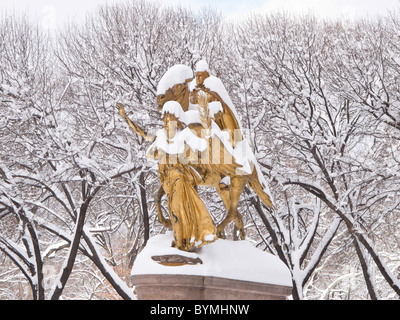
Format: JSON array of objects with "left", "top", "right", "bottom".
[
  {"left": 157, "top": 64, "right": 193, "bottom": 95},
  {"left": 161, "top": 101, "right": 184, "bottom": 120},
  {"left": 195, "top": 60, "right": 209, "bottom": 73}
]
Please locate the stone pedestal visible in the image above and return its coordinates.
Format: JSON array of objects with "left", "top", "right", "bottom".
[
  {"left": 131, "top": 233, "right": 293, "bottom": 300},
  {"left": 132, "top": 274, "right": 292, "bottom": 300}
]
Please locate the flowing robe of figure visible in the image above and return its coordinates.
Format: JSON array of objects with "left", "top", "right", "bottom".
[
  {"left": 161, "top": 162, "right": 216, "bottom": 251},
  {"left": 147, "top": 102, "right": 217, "bottom": 251}
]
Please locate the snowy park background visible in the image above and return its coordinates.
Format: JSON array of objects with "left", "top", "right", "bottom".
[{"left": 0, "top": 0, "right": 400, "bottom": 300}]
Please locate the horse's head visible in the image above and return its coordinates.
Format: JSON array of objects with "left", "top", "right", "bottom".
[
  {"left": 156, "top": 65, "right": 193, "bottom": 112},
  {"left": 156, "top": 80, "right": 191, "bottom": 111}
]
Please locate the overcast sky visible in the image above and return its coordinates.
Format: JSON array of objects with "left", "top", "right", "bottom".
[{"left": 1, "top": 0, "right": 400, "bottom": 30}]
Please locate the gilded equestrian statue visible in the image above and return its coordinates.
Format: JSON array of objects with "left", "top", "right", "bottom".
[{"left": 117, "top": 64, "right": 274, "bottom": 242}]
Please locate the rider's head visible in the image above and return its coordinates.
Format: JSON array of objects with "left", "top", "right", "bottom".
[
  {"left": 195, "top": 60, "right": 210, "bottom": 86},
  {"left": 195, "top": 71, "right": 209, "bottom": 86}
]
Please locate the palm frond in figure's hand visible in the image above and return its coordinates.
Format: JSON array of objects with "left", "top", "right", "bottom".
[
  {"left": 116, "top": 103, "right": 127, "bottom": 118},
  {"left": 198, "top": 91, "right": 211, "bottom": 136}
]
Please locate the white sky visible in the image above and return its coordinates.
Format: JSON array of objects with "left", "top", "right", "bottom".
[{"left": 1, "top": 0, "right": 400, "bottom": 30}]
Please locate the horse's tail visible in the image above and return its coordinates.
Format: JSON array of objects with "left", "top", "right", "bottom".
[{"left": 248, "top": 170, "right": 275, "bottom": 211}]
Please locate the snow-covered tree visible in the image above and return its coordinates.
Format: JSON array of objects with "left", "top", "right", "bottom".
[{"left": 221, "top": 13, "right": 400, "bottom": 299}]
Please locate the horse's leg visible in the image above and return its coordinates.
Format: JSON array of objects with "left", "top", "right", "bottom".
[
  {"left": 233, "top": 207, "right": 245, "bottom": 240},
  {"left": 215, "top": 181, "right": 231, "bottom": 239},
  {"left": 231, "top": 177, "right": 246, "bottom": 240},
  {"left": 154, "top": 186, "right": 172, "bottom": 230},
  {"left": 216, "top": 176, "right": 245, "bottom": 240}
]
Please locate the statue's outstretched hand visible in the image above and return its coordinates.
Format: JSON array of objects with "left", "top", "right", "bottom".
[{"left": 117, "top": 103, "right": 126, "bottom": 118}]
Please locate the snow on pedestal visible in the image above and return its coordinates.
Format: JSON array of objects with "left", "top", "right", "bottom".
[{"left": 131, "top": 233, "right": 293, "bottom": 300}]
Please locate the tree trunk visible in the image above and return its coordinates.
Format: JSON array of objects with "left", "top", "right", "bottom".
[
  {"left": 83, "top": 231, "right": 135, "bottom": 300},
  {"left": 139, "top": 172, "right": 150, "bottom": 246},
  {"left": 48, "top": 202, "right": 89, "bottom": 300},
  {"left": 353, "top": 237, "right": 379, "bottom": 300}
]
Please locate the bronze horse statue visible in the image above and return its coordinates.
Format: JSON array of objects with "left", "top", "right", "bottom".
[{"left": 117, "top": 66, "right": 274, "bottom": 240}]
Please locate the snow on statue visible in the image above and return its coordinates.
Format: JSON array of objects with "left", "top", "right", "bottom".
[{"left": 117, "top": 61, "right": 274, "bottom": 251}]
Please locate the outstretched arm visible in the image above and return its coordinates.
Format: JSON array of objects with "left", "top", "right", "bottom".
[{"left": 117, "top": 103, "right": 156, "bottom": 142}]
